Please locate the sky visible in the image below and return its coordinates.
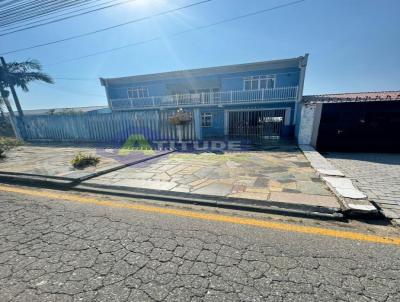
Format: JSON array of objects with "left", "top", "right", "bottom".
[{"left": 1, "top": 0, "right": 399, "bottom": 110}]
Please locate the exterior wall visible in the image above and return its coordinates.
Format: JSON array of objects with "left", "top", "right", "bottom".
[
  {"left": 106, "top": 67, "right": 300, "bottom": 100},
  {"left": 221, "top": 68, "right": 299, "bottom": 91},
  {"left": 198, "top": 101, "right": 296, "bottom": 139},
  {"left": 98, "top": 56, "right": 308, "bottom": 142},
  {"left": 200, "top": 107, "right": 225, "bottom": 138},
  {"left": 297, "top": 103, "right": 322, "bottom": 146}
]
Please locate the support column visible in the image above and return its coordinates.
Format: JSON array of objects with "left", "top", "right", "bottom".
[
  {"left": 298, "top": 102, "right": 321, "bottom": 146},
  {"left": 310, "top": 103, "right": 322, "bottom": 147},
  {"left": 294, "top": 53, "right": 309, "bottom": 131},
  {"left": 284, "top": 108, "right": 291, "bottom": 126},
  {"left": 193, "top": 108, "right": 202, "bottom": 140},
  {"left": 224, "top": 110, "right": 229, "bottom": 136}
]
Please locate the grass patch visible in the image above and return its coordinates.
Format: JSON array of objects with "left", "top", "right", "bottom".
[
  {"left": 0, "top": 137, "right": 22, "bottom": 158},
  {"left": 71, "top": 152, "right": 100, "bottom": 169}
]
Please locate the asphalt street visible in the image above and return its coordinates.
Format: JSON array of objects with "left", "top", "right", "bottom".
[{"left": 0, "top": 186, "right": 399, "bottom": 302}]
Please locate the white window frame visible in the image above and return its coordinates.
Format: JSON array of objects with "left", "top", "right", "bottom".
[
  {"left": 243, "top": 75, "right": 276, "bottom": 91},
  {"left": 127, "top": 87, "right": 149, "bottom": 99},
  {"left": 201, "top": 113, "right": 213, "bottom": 127}
]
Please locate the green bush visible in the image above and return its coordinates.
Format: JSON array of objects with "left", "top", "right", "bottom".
[
  {"left": 0, "top": 119, "right": 15, "bottom": 137},
  {"left": 71, "top": 152, "right": 100, "bottom": 169},
  {"left": 0, "top": 137, "right": 22, "bottom": 158}
]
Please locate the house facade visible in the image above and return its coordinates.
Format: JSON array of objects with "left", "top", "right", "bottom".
[{"left": 100, "top": 54, "right": 308, "bottom": 141}]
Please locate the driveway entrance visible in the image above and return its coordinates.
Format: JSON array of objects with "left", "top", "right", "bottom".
[
  {"left": 84, "top": 145, "right": 339, "bottom": 208},
  {"left": 317, "top": 101, "right": 400, "bottom": 152}
]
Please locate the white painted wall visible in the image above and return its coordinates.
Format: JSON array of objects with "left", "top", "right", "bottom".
[{"left": 298, "top": 103, "right": 317, "bottom": 145}]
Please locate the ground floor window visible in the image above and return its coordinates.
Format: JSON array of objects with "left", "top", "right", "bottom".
[{"left": 201, "top": 113, "right": 213, "bottom": 127}]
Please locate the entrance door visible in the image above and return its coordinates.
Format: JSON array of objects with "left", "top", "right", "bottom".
[{"left": 228, "top": 109, "right": 286, "bottom": 140}]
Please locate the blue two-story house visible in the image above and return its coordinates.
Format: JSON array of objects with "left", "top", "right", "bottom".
[{"left": 100, "top": 54, "right": 308, "bottom": 141}]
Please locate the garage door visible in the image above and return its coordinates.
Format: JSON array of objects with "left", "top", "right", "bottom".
[
  {"left": 317, "top": 101, "right": 400, "bottom": 152},
  {"left": 228, "top": 109, "right": 286, "bottom": 140}
]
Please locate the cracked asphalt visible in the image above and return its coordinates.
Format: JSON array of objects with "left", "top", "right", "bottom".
[{"left": 0, "top": 188, "right": 399, "bottom": 302}]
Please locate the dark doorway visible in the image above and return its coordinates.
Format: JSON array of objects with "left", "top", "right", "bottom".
[
  {"left": 228, "top": 109, "right": 286, "bottom": 140},
  {"left": 317, "top": 101, "right": 400, "bottom": 152}
]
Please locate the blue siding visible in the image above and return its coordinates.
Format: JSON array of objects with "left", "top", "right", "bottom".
[
  {"left": 107, "top": 67, "right": 300, "bottom": 99},
  {"left": 100, "top": 57, "right": 307, "bottom": 141},
  {"left": 197, "top": 102, "right": 296, "bottom": 139},
  {"left": 221, "top": 68, "right": 299, "bottom": 91},
  {"left": 200, "top": 108, "right": 225, "bottom": 138}
]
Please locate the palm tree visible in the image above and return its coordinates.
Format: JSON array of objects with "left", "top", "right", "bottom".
[
  {"left": 0, "top": 89, "right": 21, "bottom": 138},
  {"left": 0, "top": 58, "right": 54, "bottom": 117}
]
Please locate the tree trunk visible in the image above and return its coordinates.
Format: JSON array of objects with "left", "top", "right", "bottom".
[
  {"left": 0, "top": 57, "right": 24, "bottom": 117},
  {"left": 0, "top": 91, "right": 21, "bottom": 139},
  {"left": 0, "top": 103, "right": 4, "bottom": 119}
]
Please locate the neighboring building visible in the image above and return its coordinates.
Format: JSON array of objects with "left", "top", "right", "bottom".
[
  {"left": 6, "top": 106, "right": 109, "bottom": 117},
  {"left": 100, "top": 55, "right": 308, "bottom": 140},
  {"left": 298, "top": 91, "right": 400, "bottom": 152}
]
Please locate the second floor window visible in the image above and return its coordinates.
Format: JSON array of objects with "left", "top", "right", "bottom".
[
  {"left": 127, "top": 87, "right": 149, "bottom": 99},
  {"left": 244, "top": 75, "right": 276, "bottom": 90}
]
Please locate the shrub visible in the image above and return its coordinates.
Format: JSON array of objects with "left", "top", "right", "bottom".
[
  {"left": 0, "top": 137, "right": 22, "bottom": 158},
  {"left": 71, "top": 152, "right": 100, "bottom": 169},
  {"left": 0, "top": 119, "right": 14, "bottom": 137}
]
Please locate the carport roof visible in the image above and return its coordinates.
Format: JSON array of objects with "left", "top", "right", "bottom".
[{"left": 303, "top": 91, "right": 400, "bottom": 104}]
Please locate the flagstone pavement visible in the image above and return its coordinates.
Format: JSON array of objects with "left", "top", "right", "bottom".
[
  {"left": 86, "top": 147, "right": 337, "bottom": 206},
  {"left": 0, "top": 145, "right": 162, "bottom": 180}
]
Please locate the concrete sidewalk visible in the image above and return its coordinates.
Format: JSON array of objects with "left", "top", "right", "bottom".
[{"left": 326, "top": 152, "right": 400, "bottom": 224}]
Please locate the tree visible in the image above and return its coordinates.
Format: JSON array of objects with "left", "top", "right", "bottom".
[
  {"left": 0, "top": 58, "right": 54, "bottom": 118},
  {"left": 0, "top": 97, "right": 5, "bottom": 119},
  {"left": 0, "top": 89, "right": 20, "bottom": 138}
]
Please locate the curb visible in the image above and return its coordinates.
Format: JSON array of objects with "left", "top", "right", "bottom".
[
  {"left": 299, "top": 145, "right": 379, "bottom": 217},
  {"left": 74, "top": 182, "right": 344, "bottom": 220},
  {"left": 0, "top": 172, "right": 76, "bottom": 188},
  {"left": 0, "top": 173, "right": 344, "bottom": 220}
]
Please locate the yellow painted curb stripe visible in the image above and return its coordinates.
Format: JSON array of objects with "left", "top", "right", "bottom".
[{"left": 1, "top": 185, "right": 399, "bottom": 246}]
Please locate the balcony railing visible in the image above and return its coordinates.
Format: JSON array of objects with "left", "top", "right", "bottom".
[{"left": 110, "top": 86, "right": 298, "bottom": 110}]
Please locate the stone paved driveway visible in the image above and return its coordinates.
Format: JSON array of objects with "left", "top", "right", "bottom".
[
  {"left": 0, "top": 145, "right": 165, "bottom": 180},
  {"left": 86, "top": 146, "right": 338, "bottom": 207},
  {"left": 326, "top": 153, "right": 400, "bottom": 223}
]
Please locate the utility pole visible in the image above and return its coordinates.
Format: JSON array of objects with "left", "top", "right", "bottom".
[{"left": 0, "top": 57, "right": 24, "bottom": 117}]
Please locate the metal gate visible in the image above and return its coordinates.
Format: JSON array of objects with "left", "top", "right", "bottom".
[{"left": 228, "top": 109, "right": 286, "bottom": 140}]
